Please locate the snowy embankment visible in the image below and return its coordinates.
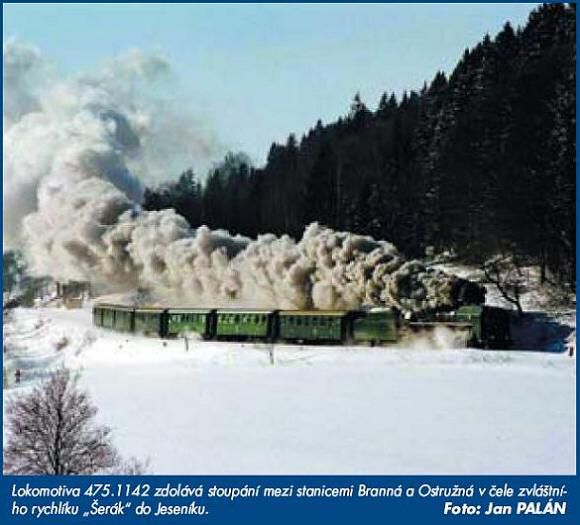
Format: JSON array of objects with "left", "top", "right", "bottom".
[{"left": 3, "top": 306, "right": 576, "bottom": 475}]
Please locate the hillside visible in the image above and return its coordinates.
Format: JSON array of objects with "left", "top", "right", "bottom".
[{"left": 145, "top": 3, "right": 576, "bottom": 290}]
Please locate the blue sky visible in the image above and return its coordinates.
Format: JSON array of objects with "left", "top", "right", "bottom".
[{"left": 3, "top": 3, "right": 538, "bottom": 166}]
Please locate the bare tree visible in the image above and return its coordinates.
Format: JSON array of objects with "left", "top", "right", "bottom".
[
  {"left": 482, "top": 255, "right": 525, "bottom": 315},
  {"left": 4, "top": 368, "right": 118, "bottom": 475}
]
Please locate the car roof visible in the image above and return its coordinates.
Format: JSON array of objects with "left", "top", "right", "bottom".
[
  {"left": 94, "top": 303, "right": 133, "bottom": 311},
  {"left": 216, "top": 309, "right": 275, "bottom": 314},
  {"left": 167, "top": 308, "right": 215, "bottom": 314},
  {"left": 279, "top": 310, "right": 349, "bottom": 317}
]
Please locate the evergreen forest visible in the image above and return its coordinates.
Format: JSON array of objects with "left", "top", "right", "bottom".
[{"left": 144, "top": 3, "right": 576, "bottom": 289}]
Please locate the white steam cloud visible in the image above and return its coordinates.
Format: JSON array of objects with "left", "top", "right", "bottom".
[
  {"left": 4, "top": 39, "right": 217, "bottom": 249},
  {"left": 4, "top": 40, "right": 479, "bottom": 312}
]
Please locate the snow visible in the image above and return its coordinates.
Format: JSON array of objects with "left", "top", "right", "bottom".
[{"left": 3, "top": 305, "right": 576, "bottom": 475}]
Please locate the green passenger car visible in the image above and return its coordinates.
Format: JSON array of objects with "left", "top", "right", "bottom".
[
  {"left": 215, "top": 310, "right": 274, "bottom": 339},
  {"left": 166, "top": 309, "right": 215, "bottom": 338},
  {"left": 352, "top": 308, "right": 398, "bottom": 344},
  {"left": 112, "top": 305, "right": 135, "bottom": 332},
  {"left": 100, "top": 305, "right": 116, "bottom": 329},
  {"left": 93, "top": 305, "right": 104, "bottom": 327},
  {"left": 96, "top": 304, "right": 134, "bottom": 332},
  {"left": 278, "top": 311, "right": 349, "bottom": 342},
  {"left": 134, "top": 307, "right": 167, "bottom": 337}
]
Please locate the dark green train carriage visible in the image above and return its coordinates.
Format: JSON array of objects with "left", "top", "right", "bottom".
[
  {"left": 278, "top": 310, "right": 350, "bottom": 343},
  {"left": 215, "top": 309, "right": 275, "bottom": 340},
  {"left": 100, "top": 304, "right": 116, "bottom": 329},
  {"left": 93, "top": 304, "right": 105, "bottom": 327},
  {"left": 351, "top": 308, "right": 398, "bottom": 345},
  {"left": 166, "top": 308, "right": 216, "bottom": 339},
  {"left": 112, "top": 305, "right": 135, "bottom": 332},
  {"left": 134, "top": 307, "right": 167, "bottom": 337},
  {"left": 94, "top": 303, "right": 134, "bottom": 332}
]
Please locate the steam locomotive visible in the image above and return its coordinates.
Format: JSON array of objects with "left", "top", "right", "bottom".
[{"left": 92, "top": 302, "right": 512, "bottom": 349}]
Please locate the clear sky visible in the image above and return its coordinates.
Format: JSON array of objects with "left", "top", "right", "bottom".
[{"left": 3, "top": 3, "right": 538, "bottom": 166}]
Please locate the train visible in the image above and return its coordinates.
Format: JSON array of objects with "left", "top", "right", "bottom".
[{"left": 92, "top": 303, "right": 512, "bottom": 349}]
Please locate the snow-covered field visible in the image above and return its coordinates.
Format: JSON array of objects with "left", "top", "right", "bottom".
[{"left": 3, "top": 305, "right": 576, "bottom": 474}]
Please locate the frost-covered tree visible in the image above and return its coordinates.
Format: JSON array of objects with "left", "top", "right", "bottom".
[{"left": 4, "top": 368, "right": 118, "bottom": 475}]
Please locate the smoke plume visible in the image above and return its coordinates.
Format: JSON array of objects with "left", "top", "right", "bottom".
[
  {"left": 4, "top": 40, "right": 478, "bottom": 312},
  {"left": 4, "top": 39, "right": 217, "bottom": 250}
]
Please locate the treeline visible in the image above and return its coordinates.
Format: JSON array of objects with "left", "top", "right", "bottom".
[{"left": 144, "top": 3, "right": 576, "bottom": 287}]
